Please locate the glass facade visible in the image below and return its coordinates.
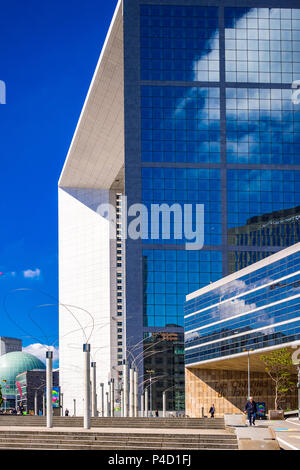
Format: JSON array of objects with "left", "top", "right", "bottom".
[
  {"left": 143, "top": 249, "right": 222, "bottom": 327},
  {"left": 125, "top": 1, "right": 300, "bottom": 411},
  {"left": 225, "top": 8, "right": 300, "bottom": 84},
  {"left": 141, "top": 5, "right": 219, "bottom": 82},
  {"left": 184, "top": 247, "right": 300, "bottom": 365},
  {"left": 141, "top": 86, "right": 221, "bottom": 163}
]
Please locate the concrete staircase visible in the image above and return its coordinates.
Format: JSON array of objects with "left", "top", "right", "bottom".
[
  {"left": 0, "top": 430, "right": 238, "bottom": 450},
  {"left": 0, "top": 416, "right": 225, "bottom": 429}
]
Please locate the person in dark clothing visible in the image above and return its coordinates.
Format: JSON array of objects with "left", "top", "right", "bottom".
[
  {"left": 19, "top": 402, "right": 25, "bottom": 415},
  {"left": 155, "top": 409, "right": 159, "bottom": 417},
  {"left": 209, "top": 404, "right": 215, "bottom": 418},
  {"left": 65, "top": 408, "right": 69, "bottom": 417},
  {"left": 244, "top": 397, "right": 257, "bottom": 426}
]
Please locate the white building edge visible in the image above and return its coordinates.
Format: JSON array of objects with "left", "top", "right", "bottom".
[{"left": 58, "top": 0, "right": 124, "bottom": 416}]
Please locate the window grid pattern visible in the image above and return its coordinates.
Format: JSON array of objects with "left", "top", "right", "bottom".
[
  {"left": 141, "top": 86, "right": 220, "bottom": 163},
  {"left": 184, "top": 250, "right": 300, "bottom": 364},
  {"left": 140, "top": 5, "right": 219, "bottom": 82},
  {"left": 142, "top": 167, "right": 221, "bottom": 245},
  {"left": 226, "top": 88, "right": 300, "bottom": 165},
  {"left": 143, "top": 249, "right": 222, "bottom": 328},
  {"left": 225, "top": 8, "right": 300, "bottom": 83}
]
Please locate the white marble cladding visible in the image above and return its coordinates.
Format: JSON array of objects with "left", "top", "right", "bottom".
[{"left": 58, "top": 187, "right": 111, "bottom": 416}]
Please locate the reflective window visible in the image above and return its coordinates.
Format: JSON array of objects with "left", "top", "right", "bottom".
[
  {"left": 184, "top": 249, "right": 300, "bottom": 364},
  {"left": 141, "top": 86, "right": 220, "bottom": 163},
  {"left": 142, "top": 167, "right": 221, "bottom": 245},
  {"left": 140, "top": 5, "right": 219, "bottom": 81},
  {"left": 226, "top": 88, "right": 300, "bottom": 165},
  {"left": 227, "top": 170, "right": 300, "bottom": 246},
  {"left": 225, "top": 8, "right": 300, "bottom": 83},
  {"left": 143, "top": 249, "right": 222, "bottom": 327}
]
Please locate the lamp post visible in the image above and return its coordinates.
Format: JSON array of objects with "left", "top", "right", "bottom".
[
  {"left": 83, "top": 343, "right": 91, "bottom": 429},
  {"left": 34, "top": 390, "right": 38, "bottom": 416},
  {"left": 292, "top": 346, "right": 300, "bottom": 421},
  {"left": 46, "top": 351, "right": 53, "bottom": 428},
  {"left": 73, "top": 398, "right": 76, "bottom": 417},
  {"left": 243, "top": 349, "right": 253, "bottom": 399},
  {"left": 100, "top": 383, "right": 104, "bottom": 417},
  {"left": 61, "top": 392, "right": 64, "bottom": 417},
  {"left": 123, "top": 360, "right": 128, "bottom": 417},
  {"left": 146, "top": 369, "right": 155, "bottom": 416},
  {"left": 91, "top": 362, "right": 97, "bottom": 417}
]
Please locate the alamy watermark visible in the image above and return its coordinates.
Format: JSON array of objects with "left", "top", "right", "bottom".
[
  {"left": 0, "top": 80, "right": 6, "bottom": 104},
  {"left": 97, "top": 198, "right": 204, "bottom": 250}
]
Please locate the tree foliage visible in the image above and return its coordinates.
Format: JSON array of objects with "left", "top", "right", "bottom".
[{"left": 260, "top": 348, "right": 296, "bottom": 410}]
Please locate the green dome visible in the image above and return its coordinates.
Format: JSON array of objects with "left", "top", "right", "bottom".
[{"left": 0, "top": 351, "right": 45, "bottom": 396}]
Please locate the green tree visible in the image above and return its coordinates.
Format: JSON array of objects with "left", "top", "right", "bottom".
[
  {"left": 0, "top": 385, "right": 3, "bottom": 408},
  {"left": 260, "top": 348, "right": 296, "bottom": 410}
]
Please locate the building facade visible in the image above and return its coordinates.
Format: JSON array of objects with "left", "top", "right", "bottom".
[
  {"left": 16, "top": 370, "right": 59, "bottom": 414},
  {"left": 59, "top": 0, "right": 300, "bottom": 414},
  {"left": 185, "top": 243, "right": 300, "bottom": 416},
  {"left": 0, "top": 337, "right": 22, "bottom": 357}
]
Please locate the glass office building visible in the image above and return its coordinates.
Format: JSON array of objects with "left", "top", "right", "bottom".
[
  {"left": 59, "top": 1, "right": 300, "bottom": 413},
  {"left": 184, "top": 243, "right": 300, "bottom": 415}
]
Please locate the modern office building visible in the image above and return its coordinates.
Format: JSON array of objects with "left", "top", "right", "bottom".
[
  {"left": 0, "top": 337, "right": 22, "bottom": 357},
  {"left": 59, "top": 0, "right": 300, "bottom": 414},
  {"left": 185, "top": 243, "right": 300, "bottom": 417}
]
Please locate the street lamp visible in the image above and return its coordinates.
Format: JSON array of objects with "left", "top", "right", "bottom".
[
  {"left": 292, "top": 346, "right": 300, "bottom": 421},
  {"left": 243, "top": 348, "right": 253, "bottom": 399},
  {"left": 146, "top": 369, "right": 155, "bottom": 416}
]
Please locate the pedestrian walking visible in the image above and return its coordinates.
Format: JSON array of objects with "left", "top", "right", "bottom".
[
  {"left": 65, "top": 408, "right": 69, "bottom": 416},
  {"left": 19, "top": 402, "right": 24, "bottom": 415},
  {"left": 244, "top": 396, "right": 257, "bottom": 426},
  {"left": 209, "top": 404, "right": 215, "bottom": 418}
]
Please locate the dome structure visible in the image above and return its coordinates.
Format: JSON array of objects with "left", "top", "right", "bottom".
[{"left": 0, "top": 351, "right": 45, "bottom": 396}]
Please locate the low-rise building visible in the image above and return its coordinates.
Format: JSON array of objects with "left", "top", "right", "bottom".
[{"left": 184, "top": 243, "right": 300, "bottom": 417}]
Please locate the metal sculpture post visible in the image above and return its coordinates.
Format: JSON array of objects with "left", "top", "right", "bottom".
[
  {"left": 129, "top": 367, "right": 134, "bottom": 417},
  {"left": 100, "top": 383, "right": 104, "bottom": 417},
  {"left": 83, "top": 343, "right": 91, "bottom": 429},
  {"left": 141, "top": 392, "right": 144, "bottom": 418},
  {"left": 292, "top": 347, "right": 300, "bottom": 420},
  {"left": 123, "top": 360, "right": 128, "bottom": 417},
  {"left": 34, "top": 390, "right": 38, "bottom": 416},
  {"left": 121, "top": 389, "right": 124, "bottom": 417},
  {"left": 73, "top": 398, "right": 76, "bottom": 417},
  {"left": 163, "top": 391, "right": 166, "bottom": 418},
  {"left": 106, "top": 391, "right": 109, "bottom": 417},
  {"left": 46, "top": 351, "right": 53, "bottom": 428},
  {"left": 91, "top": 362, "right": 97, "bottom": 417},
  {"left": 145, "top": 387, "right": 149, "bottom": 418},
  {"left": 134, "top": 368, "right": 138, "bottom": 417},
  {"left": 110, "top": 378, "right": 115, "bottom": 417}
]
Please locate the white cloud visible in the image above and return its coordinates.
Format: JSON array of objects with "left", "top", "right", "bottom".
[
  {"left": 23, "top": 268, "right": 41, "bottom": 279},
  {"left": 23, "top": 343, "right": 59, "bottom": 364}
]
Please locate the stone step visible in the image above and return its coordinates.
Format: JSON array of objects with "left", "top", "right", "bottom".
[
  {"left": 0, "top": 432, "right": 236, "bottom": 443},
  {"left": 0, "top": 440, "right": 238, "bottom": 450}
]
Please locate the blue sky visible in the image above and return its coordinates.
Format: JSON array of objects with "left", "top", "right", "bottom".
[{"left": 0, "top": 0, "right": 118, "bottom": 363}]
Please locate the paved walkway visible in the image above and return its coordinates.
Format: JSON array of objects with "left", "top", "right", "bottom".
[
  {"left": 226, "top": 415, "right": 300, "bottom": 450},
  {"left": 0, "top": 425, "right": 230, "bottom": 435},
  {"left": 270, "top": 418, "right": 300, "bottom": 450}
]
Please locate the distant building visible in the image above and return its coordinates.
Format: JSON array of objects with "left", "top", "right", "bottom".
[
  {"left": 0, "top": 351, "right": 45, "bottom": 409},
  {"left": 185, "top": 243, "right": 300, "bottom": 417},
  {"left": 0, "top": 337, "right": 22, "bottom": 356},
  {"left": 16, "top": 370, "right": 59, "bottom": 414}
]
